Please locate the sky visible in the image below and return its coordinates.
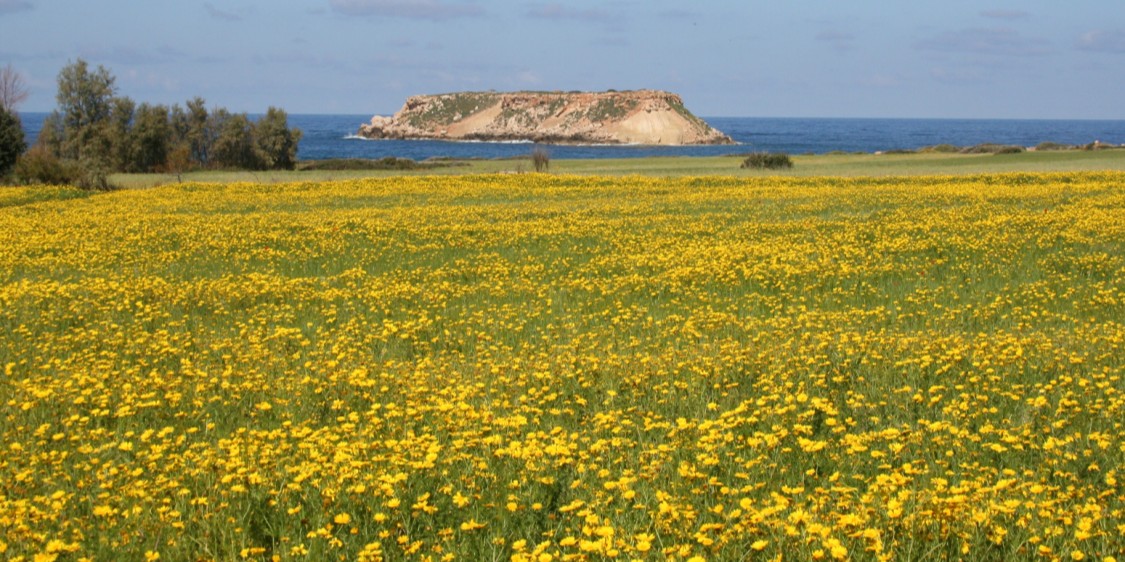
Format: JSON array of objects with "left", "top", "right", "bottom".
[{"left": 2, "top": 0, "right": 1124, "bottom": 119}]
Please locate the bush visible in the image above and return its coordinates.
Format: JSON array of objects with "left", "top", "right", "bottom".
[
  {"left": 531, "top": 147, "right": 550, "bottom": 172},
  {"left": 12, "top": 146, "right": 80, "bottom": 185},
  {"left": 1034, "top": 141, "right": 1074, "bottom": 151},
  {"left": 918, "top": 144, "right": 961, "bottom": 153},
  {"left": 1082, "top": 140, "right": 1119, "bottom": 151},
  {"left": 960, "top": 143, "right": 1024, "bottom": 154},
  {"left": 741, "top": 152, "right": 793, "bottom": 170}
]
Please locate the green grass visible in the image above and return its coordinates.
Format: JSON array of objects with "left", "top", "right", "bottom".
[{"left": 103, "top": 149, "right": 1125, "bottom": 188}]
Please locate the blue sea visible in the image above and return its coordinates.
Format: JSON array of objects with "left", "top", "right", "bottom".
[{"left": 18, "top": 113, "right": 1125, "bottom": 161}]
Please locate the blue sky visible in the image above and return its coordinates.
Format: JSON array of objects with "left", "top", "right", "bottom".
[{"left": 2, "top": 0, "right": 1124, "bottom": 118}]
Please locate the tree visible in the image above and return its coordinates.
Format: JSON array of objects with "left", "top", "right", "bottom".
[
  {"left": 31, "top": 60, "right": 302, "bottom": 178},
  {"left": 1, "top": 65, "right": 29, "bottom": 179},
  {"left": 0, "top": 64, "right": 29, "bottom": 113},
  {"left": 254, "top": 107, "right": 301, "bottom": 170},
  {"left": 185, "top": 96, "right": 213, "bottom": 167},
  {"left": 34, "top": 112, "right": 65, "bottom": 155},
  {"left": 108, "top": 96, "right": 136, "bottom": 171},
  {"left": 161, "top": 144, "right": 192, "bottom": 183},
  {"left": 132, "top": 103, "right": 171, "bottom": 172},
  {"left": 210, "top": 110, "right": 259, "bottom": 169},
  {"left": 0, "top": 106, "right": 26, "bottom": 177},
  {"left": 55, "top": 59, "right": 116, "bottom": 162}
]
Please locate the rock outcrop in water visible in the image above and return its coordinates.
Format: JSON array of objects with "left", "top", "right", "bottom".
[{"left": 358, "top": 90, "right": 733, "bottom": 145}]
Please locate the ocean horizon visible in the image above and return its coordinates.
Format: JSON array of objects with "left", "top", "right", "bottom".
[{"left": 17, "top": 112, "right": 1125, "bottom": 161}]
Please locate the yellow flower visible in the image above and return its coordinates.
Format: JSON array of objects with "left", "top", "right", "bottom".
[
  {"left": 460, "top": 519, "right": 485, "bottom": 531},
  {"left": 333, "top": 513, "right": 352, "bottom": 525},
  {"left": 751, "top": 539, "right": 768, "bottom": 551},
  {"left": 144, "top": 551, "right": 161, "bottom": 562}
]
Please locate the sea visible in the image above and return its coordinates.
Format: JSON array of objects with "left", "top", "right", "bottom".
[{"left": 18, "top": 113, "right": 1125, "bottom": 161}]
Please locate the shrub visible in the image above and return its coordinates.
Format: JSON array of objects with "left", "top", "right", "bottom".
[
  {"left": 960, "top": 143, "right": 1024, "bottom": 154},
  {"left": 919, "top": 144, "right": 961, "bottom": 153},
  {"left": 12, "top": 145, "right": 80, "bottom": 185},
  {"left": 1034, "top": 141, "right": 1073, "bottom": 151},
  {"left": 741, "top": 152, "right": 793, "bottom": 170},
  {"left": 1082, "top": 140, "right": 1119, "bottom": 151},
  {"left": 75, "top": 155, "right": 114, "bottom": 190},
  {"left": 531, "top": 147, "right": 550, "bottom": 172}
]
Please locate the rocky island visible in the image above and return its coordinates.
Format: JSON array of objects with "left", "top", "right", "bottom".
[{"left": 357, "top": 90, "right": 734, "bottom": 145}]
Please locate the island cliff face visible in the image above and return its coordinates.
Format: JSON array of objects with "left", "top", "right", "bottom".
[{"left": 358, "top": 90, "right": 734, "bottom": 145}]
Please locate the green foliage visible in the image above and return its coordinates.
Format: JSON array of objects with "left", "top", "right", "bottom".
[
  {"left": 587, "top": 98, "right": 636, "bottom": 121},
  {"left": 34, "top": 111, "right": 65, "bottom": 155},
  {"left": 55, "top": 59, "right": 116, "bottom": 162},
  {"left": 0, "top": 106, "right": 26, "bottom": 178},
  {"left": 211, "top": 111, "right": 259, "bottom": 170},
  {"left": 131, "top": 103, "right": 171, "bottom": 172},
  {"left": 12, "top": 145, "right": 81, "bottom": 185},
  {"left": 34, "top": 59, "right": 301, "bottom": 179},
  {"left": 1035, "top": 141, "right": 1075, "bottom": 151},
  {"left": 254, "top": 107, "right": 302, "bottom": 170},
  {"left": 741, "top": 152, "right": 794, "bottom": 170},
  {"left": 960, "top": 143, "right": 1024, "bottom": 154},
  {"left": 918, "top": 144, "right": 961, "bottom": 153},
  {"left": 75, "top": 154, "right": 113, "bottom": 190},
  {"left": 108, "top": 96, "right": 135, "bottom": 171},
  {"left": 406, "top": 93, "right": 496, "bottom": 127},
  {"left": 168, "top": 97, "right": 215, "bottom": 168}
]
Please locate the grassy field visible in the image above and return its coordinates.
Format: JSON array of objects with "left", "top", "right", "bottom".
[
  {"left": 1, "top": 173, "right": 1123, "bottom": 561},
  {"left": 106, "top": 148, "right": 1125, "bottom": 188}
]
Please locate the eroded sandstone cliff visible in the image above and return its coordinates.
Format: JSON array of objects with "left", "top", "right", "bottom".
[{"left": 358, "top": 90, "right": 733, "bottom": 145}]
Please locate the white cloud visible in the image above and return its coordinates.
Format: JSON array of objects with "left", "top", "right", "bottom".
[
  {"left": 1077, "top": 30, "right": 1125, "bottom": 53},
  {"left": 204, "top": 3, "right": 241, "bottom": 22},
  {"left": 525, "top": 3, "right": 614, "bottom": 23},
  {"left": 915, "top": 28, "right": 1051, "bottom": 57},
  {"left": 816, "top": 30, "right": 855, "bottom": 51}
]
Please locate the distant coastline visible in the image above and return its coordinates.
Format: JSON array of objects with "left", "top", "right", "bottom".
[{"left": 17, "top": 113, "right": 1125, "bottom": 161}]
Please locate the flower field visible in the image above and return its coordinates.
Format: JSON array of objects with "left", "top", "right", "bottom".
[{"left": 0, "top": 173, "right": 1122, "bottom": 561}]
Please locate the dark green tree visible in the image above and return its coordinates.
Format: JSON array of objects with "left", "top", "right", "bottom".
[
  {"left": 253, "top": 107, "right": 301, "bottom": 170},
  {"left": 132, "top": 103, "right": 171, "bottom": 172},
  {"left": 108, "top": 96, "right": 136, "bottom": 171},
  {"left": 185, "top": 96, "right": 213, "bottom": 167},
  {"left": 211, "top": 111, "right": 259, "bottom": 169},
  {"left": 0, "top": 106, "right": 26, "bottom": 177}
]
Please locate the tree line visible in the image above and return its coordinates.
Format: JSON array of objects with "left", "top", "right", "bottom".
[
  {"left": 0, "top": 64, "right": 29, "bottom": 180},
  {"left": 1, "top": 59, "right": 302, "bottom": 188}
]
